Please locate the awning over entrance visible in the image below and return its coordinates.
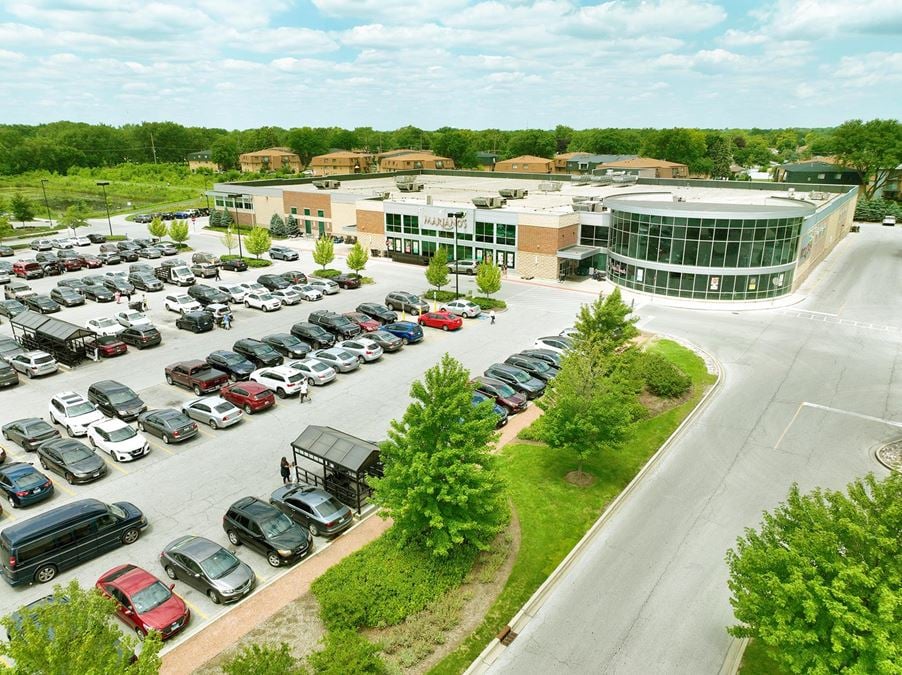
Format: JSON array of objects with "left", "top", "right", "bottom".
[{"left": 557, "top": 244, "right": 602, "bottom": 260}]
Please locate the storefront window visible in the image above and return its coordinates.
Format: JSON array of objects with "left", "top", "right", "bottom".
[
  {"left": 495, "top": 224, "right": 516, "bottom": 246},
  {"left": 386, "top": 213, "right": 402, "bottom": 233},
  {"left": 475, "top": 222, "right": 494, "bottom": 243},
  {"left": 402, "top": 215, "right": 419, "bottom": 235}
]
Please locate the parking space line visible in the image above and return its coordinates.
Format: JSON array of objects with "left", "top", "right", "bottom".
[
  {"left": 49, "top": 478, "right": 75, "bottom": 497},
  {"left": 180, "top": 597, "right": 209, "bottom": 622},
  {"left": 194, "top": 426, "right": 215, "bottom": 439},
  {"left": 103, "top": 456, "right": 129, "bottom": 475},
  {"left": 147, "top": 439, "right": 173, "bottom": 455}
]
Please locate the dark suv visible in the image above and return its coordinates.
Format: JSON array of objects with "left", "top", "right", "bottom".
[
  {"left": 188, "top": 285, "right": 230, "bottom": 306},
  {"left": 222, "top": 496, "right": 312, "bottom": 568},
  {"left": 232, "top": 339, "right": 283, "bottom": 368},
  {"left": 206, "top": 350, "right": 255, "bottom": 381},
  {"left": 356, "top": 302, "right": 397, "bottom": 324},
  {"left": 290, "top": 322, "right": 335, "bottom": 349},
  {"left": 384, "top": 291, "right": 428, "bottom": 315},
  {"left": 483, "top": 364, "right": 546, "bottom": 399},
  {"left": 308, "top": 310, "right": 362, "bottom": 340},
  {"left": 262, "top": 333, "right": 312, "bottom": 359},
  {"left": 87, "top": 380, "right": 147, "bottom": 421},
  {"left": 257, "top": 274, "right": 290, "bottom": 291},
  {"left": 471, "top": 376, "right": 527, "bottom": 414},
  {"left": 504, "top": 354, "right": 559, "bottom": 382}
]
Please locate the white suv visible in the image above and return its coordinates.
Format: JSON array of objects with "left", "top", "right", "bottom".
[
  {"left": 249, "top": 366, "right": 304, "bottom": 398},
  {"left": 49, "top": 392, "right": 105, "bottom": 437},
  {"left": 164, "top": 294, "right": 203, "bottom": 314}
]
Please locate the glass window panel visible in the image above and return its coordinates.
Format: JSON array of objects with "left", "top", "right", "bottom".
[
  {"left": 725, "top": 242, "right": 740, "bottom": 267},
  {"left": 684, "top": 240, "right": 699, "bottom": 265},
  {"left": 711, "top": 240, "right": 727, "bottom": 267},
  {"left": 697, "top": 241, "right": 713, "bottom": 267},
  {"left": 669, "top": 239, "right": 685, "bottom": 264}
]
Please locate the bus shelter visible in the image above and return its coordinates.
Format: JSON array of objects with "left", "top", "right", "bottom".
[{"left": 9, "top": 310, "right": 95, "bottom": 367}]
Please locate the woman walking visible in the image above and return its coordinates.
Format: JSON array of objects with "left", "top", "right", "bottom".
[{"left": 280, "top": 456, "right": 293, "bottom": 485}]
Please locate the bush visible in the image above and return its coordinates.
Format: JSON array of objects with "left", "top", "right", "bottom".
[
  {"left": 221, "top": 254, "right": 271, "bottom": 268},
  {"left": 423, "top": 290, "right": 461, "bottom": 302},
  {"left": 854, "top": 197, "right": 902, "bottom": 222},
  {"left": 312, "top": 268, "right": 341, "bottom": 278},
  {"left": 311, "top": 528, "right": 476, "bottom": 632},
  {"left": 641, "top": 352, "right": 691, "bottom": 398},
  {"left": 222, "top": 643, "right": 304, "bottom": 675},
  {"left": 307, "top": 630, "right": 386, "bottom": 675},
  {"left": 469, "top": 296, "right": 507, "bottom": 310},
  {"left": 517, "top": 417, "right": 546, "bottom": 441}
]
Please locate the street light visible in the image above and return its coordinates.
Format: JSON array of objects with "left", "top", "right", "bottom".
[
  {"left": 39, "top": 179, "right": 53, "bottom": 228},
  {"left": 228, "top": 194, "right": 244, "bottom": 259},
  {"left": 96, "top": 181, "right": 113, "bottom": 237},
  {"left": 447, "top": 211, "right": 465, "bottom": 298}
]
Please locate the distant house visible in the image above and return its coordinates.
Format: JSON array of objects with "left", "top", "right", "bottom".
[
  {"left": 555, "top": 153, "right": 638, "bottom": 174},
  {"left": 475, "top": 151, "right": 499, "bottom": 168},
  {"left": 773, "top": 160, "right": 861, "bottom": 186},
  {"left": 379, "top": 151, "right": 455, "bottom": 171},
  {"left": 597, "top": 157, "right": 689, "bottom": 179},
  {"left": 876, "top": 164, "right": 902, "bottom": 200},
  {"left": 239, "top": 147, "right": 301, "bottom": 174},
  {"left": 308, "top": 151, "right": 375, "bottom": 176},
  {"left": 186, "top": 150, "right": 219, "bottom": 172},
  {"left": 494, "top": 155, "right": 554, "bottom": 174}
]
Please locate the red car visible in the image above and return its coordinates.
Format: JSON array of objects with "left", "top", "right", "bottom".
[
  {"left": 343, "top": 312, "right": 380, "bottom": 333},
  {"left": 96, "top": 564, "right": 190, "bottom": 640},
  {"left": 82, "top": 255, "right": 103, "bottom": 269},
  {"left": 88, "top": 334, "right": 129, "bottom": 357},
  {"left": 220, "top": 381, "right": 276, "bottom": 414},
  {"left": 418, "top": 311, "right": 463, "bottom": 331}
]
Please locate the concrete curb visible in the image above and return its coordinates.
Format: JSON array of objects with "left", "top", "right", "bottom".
[
  {"left": 718, "top": 637, "right": 750, "bottom": 675},
  {"left": 465, "top": 336, "right": 725, "bottom": 674}
]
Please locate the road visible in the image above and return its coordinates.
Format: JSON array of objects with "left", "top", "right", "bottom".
[{"left": 485, "top": 223, "right": 901, "bottom": 674}]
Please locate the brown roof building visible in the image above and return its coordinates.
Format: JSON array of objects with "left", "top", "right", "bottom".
[
  {"left": 494, "top": 155, "right": 554, "bottom": 174},
  {"left": 553, "top": 152, "right": 590, "bottom": 173},
  {"left": 379, "top": 152, "right": 455, "bottom": 172},
  {"left": 598, "top": 157, "right": 689, "bottom": 178},
  {"left": 239, "top": 147, "right": 301, "bottom": 173},
  {"left": 308, "top": 151, "right": 375, "bottom": 176}
]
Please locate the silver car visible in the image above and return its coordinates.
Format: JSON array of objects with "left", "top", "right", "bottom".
[
  {"left": 442, "top": 299, "right": 482, "bottom": 318},
  {"left": 217, "top": 283, "right": 247, "bottom": 303},
  {"left": 161, "top": 535, "right": 256, "bottom": 604},
  {"left": 271, "top": 289, "right": 302, "bottom": 306},
  {"left": 9, "top": 351, "right": 58, "bottom": 378},
  {"left": 311, "top": 348, "right": 360, "bottom": 373},
  {"left": 287, "top": 358, "right": 337, "bottom": 385},
  {"left": 181, "top": 396, "right": 244, "bottom": 429},
  {"left": 339, "top": 338, "right": 384, "bottom": 363},
  {"left": 307, "top": 278, "right": 339, "bottom": 295},
  {"left": 291, "top": 284, "right": 323, "bottom": 301}
]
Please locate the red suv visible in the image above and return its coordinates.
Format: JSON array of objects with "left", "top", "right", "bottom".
[
  {"left": 220, "top": 381, "right": 276, "bottom": 414},
  {"left": 471, "top": 376, "right": 527, "bottom": 414},
  {"left": 343, "top": 312, "right": 380, "bottom": 333},
  {"left": 13, "top": 260, "right": 43, "bottom": 279},
  {"left": 96, "top": 564, "right": 190, "bottom": 640}
]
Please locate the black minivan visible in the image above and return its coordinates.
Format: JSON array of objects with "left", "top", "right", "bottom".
[{"left": 0, "top": 498, "right": 148, "bottom": 586}]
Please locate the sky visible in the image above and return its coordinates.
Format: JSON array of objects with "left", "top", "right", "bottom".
[{"left": 0, "top": 0, "right": 900, "bottom": 131}]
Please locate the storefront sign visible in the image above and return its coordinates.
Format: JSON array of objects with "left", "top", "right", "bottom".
[{"left": 420, "top": 205, "right": 474, "bottom": 234}]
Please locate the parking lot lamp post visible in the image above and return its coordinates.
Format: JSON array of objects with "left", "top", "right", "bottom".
[
  {"left": 230, "top": 195, "right": 244, "bottom": 259},
  {"left": 96, "top": 181, "right": 113, "bottom": 236},
  {"left": 39, "top": 179, "right": 53, "bottom": 228},
  {"left": 448, "top": 212, "right": 465, "bottom": 298}
]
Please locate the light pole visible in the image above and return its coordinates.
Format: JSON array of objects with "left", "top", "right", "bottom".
[
  {"left": 229, "top": 194, "right": 244, "bottom": 259},
  {"left": 447, "top": 211, "right": 465, "bottom": 298},
  {"left": 39, "top": 179, "right": 53, "bottom": 228},
  {"left": 96, "top": 181, "right": 113, "bottom": 236}
]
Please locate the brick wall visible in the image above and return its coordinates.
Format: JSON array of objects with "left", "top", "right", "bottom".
[
  {"left": 517, "top": 223, "right": 577, "bottom": 254},
  {"left": 356, "top": 209, "right": 384, "bottom": 234},
  {"left": 282, "top": 191, "right": 331, "bottom": 219}
]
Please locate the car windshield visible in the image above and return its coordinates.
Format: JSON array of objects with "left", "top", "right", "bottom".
[
  {"left": 408, "top": 295, "right": 422, "bottom": 303},
  {"left": 260, "top": 514, "right": 294, "bottom": 538},
  {"left": 214, "top": 402, "right": 235, "bottom": 414},
  {"left": 107, "top": 388, "right": 137, "bottom": 405},
  {"left": 528, "top": 359, "right": 551, "bottom": 371},
  {"left": 131, "top": 581, "right": 172, "bottom": 614},
  {"left": 495, "top": 382, "right": 516, "bottom": 397},
  {"left": 60, "top": 445, "right": 92, "bottom": 463},
  {"left": 311, "top": 362, "right": 329, "bottom": 372},
  {"left": 287, "top": 373, "right": 304, "bottom": 383},
  {"left": 96, "top": 318, "right": 116, "bottom": 327},
  {"left": 316, "top": 497, "right": 343, "bottom": 518},
  {"left": 257, "top": 293, "right": 274, "bottom": 301},
  {"left": 200, "top": 548, "right": 240, "bottom": 580},
  {"left": 335, "top": 350, "right": 353, "bottom": 360},
  {"left": 67, "top": 402, "right": 95, "bottom": 416},
  {"left": 221, "top": 353, "right": 244, "bottom": 365},
  {"left": 107, "top": 426, "right": 137, "bottom": 442},
  {"left": 509, "top": 369, "right": 529, "bottom": 382},
  {"left": 15, "top": 471, "right": 46, "bottom": 490}
]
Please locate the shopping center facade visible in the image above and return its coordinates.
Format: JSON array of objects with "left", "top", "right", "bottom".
[{"left": 213, "top": 171, "right": 857, "bottom": 303}]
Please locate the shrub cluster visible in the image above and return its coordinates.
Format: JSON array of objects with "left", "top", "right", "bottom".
[
  {"left": 641, "top": 352, "right": 691, "bottom": 398},
  {"left": 854, "top": 198, "right": 902, "bottom": 222},
  {"left": 307, "top": 630, "right": 387, "bottom": 675},
  {"left": 423, "top": 290, "right": 461, "bottom": 302},
  {"left": 469, "top": 296, "right": 507, "bottom": 310},
  {"left": 312, "top": 268, "right": 341, "bottom": 278},
  {"left": 220, "top": 254, "right": 271, "bottom": 268}
]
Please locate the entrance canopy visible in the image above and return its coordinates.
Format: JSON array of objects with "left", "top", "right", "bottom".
[{"left": 557, "top": 244, "right": 602, "bottom": 260}]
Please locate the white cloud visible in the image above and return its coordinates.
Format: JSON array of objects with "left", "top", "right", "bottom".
[
  {"left": 310, "top": 0, "right": 469, "bottom": 23},
  {"left": 717, "top": 29, "right": 768, "bottom": 47},
  {"left": 0, "top": 49, "right": 26, "bottom": 62},
  {"left": 755, "top": 0, "right": 902, "bottom": 39},
  {"left": 834, "top": 51, "right": 902, "bottom": 87},
  {"left": 565, "top": 0, "right": 726, "bottom": 37}
]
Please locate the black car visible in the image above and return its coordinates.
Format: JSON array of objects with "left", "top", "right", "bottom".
[
  {"left": 119, "top": 325, "right": 162, "bottom": 349},
  {"left": 118, "top": 249, "right": 140, "bottom": 262},
  {"left": 97, "top": 251, "right": 121, "bottom": 265},
  {"left": 269, "top": 484, "right": 354, "bottom": 538},
  {"left": 367, "top": 330, "right": 403, "bottom": 353},
  {"left": 24, "top": 295, "right": 62, "bottom": 314},
  {"left": 176, "top": 310, "right": 213, "bottom": 333},
  {"left": 335, "top": 274, "right": 361, "bottom": 290},
  {"left": 0, "top": 462, "right": 54, "bottom": 508},
  {"left": 206, "top": 350, "right": 255, "bottom": 382},
  {"left": 483, "top": 363, "right": 546, "bottom": 399},
  {"left": 308, "top": 310, "right": 362, "bottom": 339},
  {"left": 49, "top": 287, "right": 85, "bottom": 307},
  {"left": 223, "top": 496, "right": 311, "bottom": 567},
  {"left": 280, "top": 271, "right": 307, "bottom": 285},
  {"left": 0, "top": 299, "right": 26, "bottom": 319},
  {"left": 221, "top": 258, "right": 248, "bottom": 272},
  {"left": 137, "top": 409, "right": 198, "bottom": 444},
  {"left": 269, "top": 246, "right": 299, "bottom": 262},
  {"left": 2, "top": 418, "right": 61, "bottom": 451},
  {"left": 518, "top": 349, "right": 562, "bottom": 368},
  {"left": 87, "top": 233, "right": 107, "bottom": 244},
  {"left": 257, "top": 274, "right": 290, "bottom": 291},
  {"left": 290, "top": 322, "right": 335, "bottom": 349},
  {"left": 262, "top": 333, "right": 312, "bottom": 359},
  {"left": 232, "top": 339, "right": 283, "bottom": 368},
  {"left": 129, "top": 272, "right": 163, "bottom": 292},
  {"left": 103, "top": 278, "right": 134, "bottom": 296},
  {"left": 36, "top": 438, "right": 107, "bottom": 485},
  {"left": 83, "top": 285, "right": 115, "bottom": 302},
  {"left": 505, "top": 354, "right": 559, "bottom": 382},
  {"left": 356, "top": 302, "right": 398, "bottom": 324},
  {"left": 87, "top": 380, "right": 146, "bottom": 421},
  {"left": 188, "top": 285, "right": 229, "bottom": 306},
  {"left": 133, "top": 214, "right": 153, "bottom": 224}
]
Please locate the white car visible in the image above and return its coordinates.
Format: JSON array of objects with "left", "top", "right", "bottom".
[
  {"left": 271, "top": 289, "right": 302, "bottom": 305},
  {"left": 533, "top": 335, "right": 573, "bottom": 354},
  {"left": 244, "top": 291, "right": 282, "bottom": 312},
  {"left": 291, "top": 284, "right": 323, "bottom": 301},
  {"left": 217, "top": 283, "right": 247, "bottom": 303},
  {"left": 307, "top": 278, "right": 339, "bottom": 295},
  {"left": 105, "top": 270, "right": 129, "bottom": 280},
  {"left": 339, "top": 338, "right": 384, "bottom": 363},
  {"left": 86, "top": 317, "right": 125, "bottom": 336},
  {"left": 286, "top": 358, "right": 336, "bottom": 386},
  {"left": 164, "top": 294, "right": 203, "bottom": 314},
  {"left": 238, "top": 282, "right": 267, "bottom": 294},
  {"left": 87, "top": 418, "right": 150, "bottom": 462},
  {"left": 442, "top": 299, "right": 482, "bottom": 318},
  {"left": 73, "top": 236, "right": 92, "bottom": 247},
  {"left": 249, "top": 366, "right": 304, "bottom": 398},
  {"left": 48, "top": 392, "right": 105, "bottom": 437},
  {"left": 114, "top": 310, "right": 152, "bottom": 329},
  {"left": 559, "top": 326, "right": 578, "bottom": 338}
]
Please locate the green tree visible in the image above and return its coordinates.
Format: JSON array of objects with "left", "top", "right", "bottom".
[
  {"left": 286, "top": 213, "right": 299, "bottom": 236},
  {"left": 475, "top": 260, "right": 502, "bottom": 299},
  {"left": 147, "top": 216, "right": 168, "bottom": 239},
  {"left": 425, "top": 247, "right": 449, "bottom": 296},
  {"left": 211, "top": 136, "right": 240, "bottom": 171},
  {"left": 286, "top": 127, "right": 329, "bottom": 168},
  {"left": 0, "top": 579, "right": 162, "bottom": 674},
  {"left": 642, "top": 128, "right": 709, "bottom": 173},
  {"left": 223, "top": 642, "right": 305, "bottom": 675},
  {"left": 537, "top": 342, "right": 640, "bottom": 479},
  {"left": 219, "top": 208, "right": 234, "bottom": 229},
  {"left": 0, "top": 213, "right": 11, "bottom": 242},
  {"left": 221, "top": 226, "right": 237, "bottom": 255},
  {"left": 372, "top": 354, "right": 507, "bottom": 556},
  {"left": 270, "top": 213, "right": 288, "bottom": 237},
  {"left": 506, "top": 129, "right": 556, "bottom": 159},
  {"left": 168, "top": 219, "right": 189, "bottom": 246},
  {"left": 574, "top": 288, "right": 639, "bottom": 352},
  {"left": 313, "top": 236, "right": 334, "bottom": 270},
  {"left": 59, "top": 201, "right": 91, "bottom": 233},
  {"left": 9, "top": 192, "right": 35, "bottom": 225},
  {"left": 708, "top": 135, "right": 733, "bottom": 178},
  {"left": 725, "top": 472, "right": 901, "bottom": 675},
  {"left": 832, "top": 118, "right": 902, "bottom": 198},
  {"left": 431, "top": 129, "right": 476, "bottom": 167},
  {"left": 245, "top": 226, "right": 272, "bottom": 258},
  {"left": 208, "top": 208, "right": 222, "bottom": 227},
  {"left": 346, "top": 241, "right": 369, "bottom": 277}
]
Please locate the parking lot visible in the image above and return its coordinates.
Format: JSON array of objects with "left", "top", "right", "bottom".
[{"left": 0, "top": 224, "right": 589, "bottom": 649}]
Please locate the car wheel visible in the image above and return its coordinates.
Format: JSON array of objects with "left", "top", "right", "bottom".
[
  {"left": 27, "top": 369, "right": 34, "bottom": 379},
  {"left": 402, "top": 337, "right": 409, "bottom": 345},
  {"left": 442, "top": 325, "right": 449, "bottom": 332},
  {"left": 66, "top": 426, "right": 75, "bottom": 437},
  {"left": 162, "top": 434, "right": 171, "bottom": 444},
  {"left": 207, "top": 589, "right": 222, "bottom": 604},
  {"left": 357, "top": 356, "right": 364, "bottom": 364},
  {"left": 208, "top": 419, "right": 218, "bottom": 430},
  {"left": 164, "top": 565, "right": 178, "bottom": 580},
  {"left": 411, "top": 308, "right": 419, "bottom": 315},
  {"left": 267, "top": 552, "right": 282, "bottom": 568},
  {"left": 165, "top": 374, "right": 173, "bottom": 385},
  {"left": 227, "top": 530, "right": 241, "bottom": 546},
  {"left": 138, "top": 422, "right": 146, "bottom": 431},
  {"left": 276, "top": 388, "right": 286, "bottom": 399},
  {"left": 1, "top": 431, "right": 7, "bottom": 440},
  {"left": 229, "top": 373, "right": 238, "bottom": 383},
  {"left": 134, "top": 627, "right": 145, "bottom": 640},
  {"left": 307, "top": 377, "right": 316, "bottom": 386},
  {"left": 121, "top": 528, "right": 140, "bottom": 545},
  {"left": 34, "top": 564, "right": 57, "bottom": 584},
  {"left": 65, "top": 472, "right": 75, "bottom": 485},
  {"left": 245, "top": 301, "right": 250, "bottom": 308},
  {"left": 309, "top": 523, "right": 320, "bottom": 537},
  {"left": 7, "top": 494, "right": 18, "bottom": 509},
  {"left": 244, "top": 404, "right": 253, "bottom": 415},
  {"left": 193, "top": 385, "right": 202, "bottom": 396}
]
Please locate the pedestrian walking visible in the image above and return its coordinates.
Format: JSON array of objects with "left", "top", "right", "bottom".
[
  {"left": 298, "top": 379, "right": 309, "bottom": 403},
  {"left": 280, "top": 456, "right": 294, "bottom": 485},
  {"left": 490, "top": 309, "right": 496, "bottom": 325},
  {"left": 141, "top": 294, "right": 148, "bottom": 312},
  {"left": 114, "top": 290, "right": 121, "bottom": 304},
  {"left": 214, "top": 266, "right": 221, "bottom": 281}
]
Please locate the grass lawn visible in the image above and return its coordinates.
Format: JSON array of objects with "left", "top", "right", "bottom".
[
  {"left": 739, "top": 640, "right": 788, "bottom": 674},
  {"left": 429, "top": 339, "right": 716, "bottom": 674}
]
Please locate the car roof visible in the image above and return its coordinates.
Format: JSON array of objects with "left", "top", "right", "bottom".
[
  {"left": 0, "top": 462, "right": 41, "bottom": 478},
  {"left": 170, "top": 534, "right": 221, "bottom": 559},
  {"left": 91, "top": 417, "right": 130, "bottom": 432},
  {"left": 100, "top": 564, "right": 157, "bottom": 594}
]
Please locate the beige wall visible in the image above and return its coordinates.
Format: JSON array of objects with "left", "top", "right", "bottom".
[
  {"left": 517, "top": 252, "right": 558, "bottom": 280},
  {"left": 793, "top": 194, "right": 857, "bottom": 288},
  {"left": 330, "top": 201, "right": 358, "bottom": 233},
  {"left": 251, "top": 195, "right": 282, "bottom": 229}
]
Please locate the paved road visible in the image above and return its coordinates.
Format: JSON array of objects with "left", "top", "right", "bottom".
[{"left": 486, "top": 224, "right": 900, "bottom": 674}]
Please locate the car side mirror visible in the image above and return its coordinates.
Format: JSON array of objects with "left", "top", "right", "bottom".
[
  {"left": 169, "top": 583, "right": 175, "bottom": 590},
  {"left": 124, "top": 608, "right": 133, "bottom": 615}
]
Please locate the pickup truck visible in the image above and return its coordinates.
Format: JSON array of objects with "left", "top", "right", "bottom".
[
  {"left": 164, "top": 360, "right": 229, "bottom": 395},
  {"left": 154, "top": 264, "right": 195, "bottom": 286}
]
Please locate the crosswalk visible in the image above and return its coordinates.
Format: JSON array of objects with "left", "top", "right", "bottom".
[{"left": 780, "top": 308, "right": 902, "bottom": 334}]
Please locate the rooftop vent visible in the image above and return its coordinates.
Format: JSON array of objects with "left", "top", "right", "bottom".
[
  {"left": 538, "top": 181, "right": 562, "bottom": 192},
  {"left": 571, "top": 175, "right": 591, "bottom": 184},
  {"left": 395, "top": 176, "right": 424, "bottom": 192},
  {"left": 313, "top": 180, "right": 341, "bottom": 189},
  {"left": 472, "top": 196, "right": 505, "bottom": 209},
  {"left": 499, "top": 188, "right": 528, "bottom": 199}
]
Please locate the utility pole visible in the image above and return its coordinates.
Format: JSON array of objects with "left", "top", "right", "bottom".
[
  {"left": 39, "top": 179, "right": 53, "bottom": 227},
  {"left": 150, "top": 132, "right": 158, "bottom": 164}
]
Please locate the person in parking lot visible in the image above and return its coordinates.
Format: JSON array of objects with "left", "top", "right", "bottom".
[
  {"left": 215, "top": 266, "right": 221, "bottom": 281},
  {"left": 115, "top": 290, "right": 121, "bottom": 304},
  {"left": 298, "top": 379, "right": 309, "bottom": 404},
  {"left": 280, "top": 457, "right": 294, "bottom": 484},
  {"left": 141, "top": 294, "right": 148, "bottom": 311},
  {"left": 490, "top": 309, "right": 496, "bottom": 325}
]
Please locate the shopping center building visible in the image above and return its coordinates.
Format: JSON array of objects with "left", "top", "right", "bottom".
[{"left": 212, "top": 171, "right": 857, "bottom": 303}]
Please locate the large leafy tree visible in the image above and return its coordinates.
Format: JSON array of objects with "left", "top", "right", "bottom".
[
  {"left": 832, "top": 118, "right": 902, "bottom": 198},
  {"left": 346, "top": 241, "right": 369, "bottom": 277},
  {"left": 59, "top": 201, "right": 91, "bottom": 232},
  {"left": 313, "top": 236, "right": 334, "bottom": 270},
  {"left": 726, "top": 472, "right": 901, "bottom": 674},
  {"left": 708, "top": 135, "right": 733, "bottom": 178},
  {"left": 506, "top": 129, "right": 555, "bottom": 159},
  {"left": 211, "top": 136, "right": 240, "bottom": 171},
  {"left": 642, "top": 128, "right": 709, "bottom": 173},
  {"left": 286, "top": 127, "right": 329, "bottom": 168},
  {"left": 372, "top": 354, "right": 507, "bottom": 556},
  {"left": 573, "top": 288, "right": 638, "bottom": 352},
  {"left": 431, "top": 129, "right": 476, "bottom": 167},
  {"left": 9, "top": 192, "right": 35, "bottom": 224},
  {"left": 245, "top": 226, "right": 272, "bottom": 258},
  {"left": 168, "top": 219, "right": 189, "bottom": 246},
  {"left": 475, "top": 260, "right": 501, "bottom": 299},
  {"left": 147, "top": 216, "right": 168, "bottom": 239},
  {"left": 0, "top": 579, "right": 162, "bottom": 674},
  {"left": 425, "top": 247, "right": 449, "bottom": 296},
  {"left": 221, "top": 226, "right": 237, "bottom": 255}
]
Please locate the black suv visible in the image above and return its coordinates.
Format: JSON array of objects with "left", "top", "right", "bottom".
[
  {"left": 483, "top": 363, "right": 546, "bottom": 399},
  {"left": 176, "top": 310, "right": 213, "bottom": 333},
  {"left": 232, "top": 339, "right": 283, "bottom": 368},
  {"left": 504, "top": 354, "right": 559, "bottom": 382},
  {"left": 308, "top": 310, "right": 362, "bottom": 340},
  {"left": 290, "top": 322, "right": 335, "bottom": 349},
  {"left": 222, "top": 496, "right": 312, "bottom": 568},
  {"left": 206, "top": 350, "right": 255, "bottom": 381},
  {"left": 262, "top": 333, "right": 312, "bottom": 359},
  {"left": 257, "top": 274, "right": 290, "bottom": 291},
  {"left": 188, "top": 284, "right": 230, "bottom": 306},
  {"left": 87, "top": 380, "right": 147, "bottom": 421},
  {"left": 356, "top": 302, "right": 397, "bottom": 324}
]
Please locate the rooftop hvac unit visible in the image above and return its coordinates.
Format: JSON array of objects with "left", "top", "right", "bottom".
[
  {"left": 611, "top": 173, "right": 638, "bottom": 186},
  {"left": 538, "top": 181, "right": 562, "bottom": 192},
  {"left": 372, "top": 191, "right": 391, "bottom": 200},
  {"left": 472, "top": 196, "right": 505, "bottom": 208},
  {"left": 571, "top": 175, "right": 591, "bottom": 184},
  {"left": 571, "top": 195, "right": 591, "bottom": 204},
  {"left": 394, "top": 175, "right": 416, "bottom": 185},
  {"left": 809, "top": 191, "right": 828, "bottom": 200},
  {"left": 313, "top": 180, "right": 341, "bottom": 189},
  {"left": 396, "top": 181, "right": 424, "bottom": 192},
  {"left": 573, "top": 202, "right": 598, "bottom": 212},
  {"left": 590, "top": 174, "right": 613, "bottom": 185},
  {"left": 787, "top": 187, "right": 796, "bottom": 198},
  {"left": 499, "top": 188, "right": 528, "bottom": 199}
]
